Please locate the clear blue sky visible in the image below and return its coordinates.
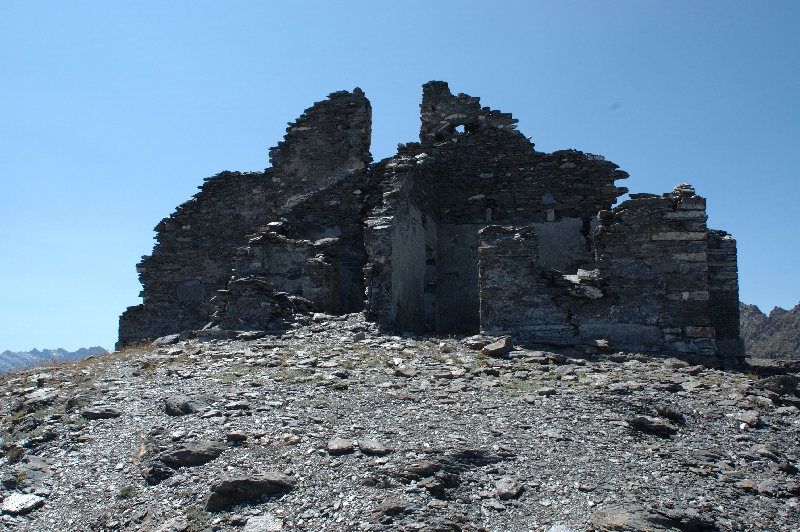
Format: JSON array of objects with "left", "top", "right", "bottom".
[{"left": 1, "top": 1, "right": 798, "bottom": 352}]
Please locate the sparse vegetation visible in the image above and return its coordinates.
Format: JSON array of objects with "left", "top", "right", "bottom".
[
  {"left": 5, "top": 446, "right": 22, "bottom": 463},
  {"left": 504, "top": 379, "right": 540, "bottom": 393},
  {"left": 185, "top": 505, "right": 212, "bottom": 531}
]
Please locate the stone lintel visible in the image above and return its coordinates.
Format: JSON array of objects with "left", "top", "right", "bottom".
[
  {"left": 670, "top": 253, "right": 707, "bottom": 262},
  {"left": 662, "top": 211, "right": 708, "bottom": 221},
  {"left": 684, "top": 326, "right": 715, "bottom": 338},
  {"left": 651, "top": 232, "right": 707, "bottom": 241}
]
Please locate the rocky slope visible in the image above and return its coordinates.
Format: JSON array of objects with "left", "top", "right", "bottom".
[
  {"left": 740, "top": 302, "right": 800, "bottom": 360},
  {"left": 0, "top": 347, "right": 109, "bottom": 375},
  {"left": 1, "top": 314, "right": 799, "bottom": 531}
]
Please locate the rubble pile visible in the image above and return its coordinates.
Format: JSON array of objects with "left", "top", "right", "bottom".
[{"left": 1, "top": 316, "right": 799, "bottom": 530}]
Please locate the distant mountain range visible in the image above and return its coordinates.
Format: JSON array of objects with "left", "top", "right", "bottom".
[
  {"left": 740, "top": 302, "right": 800, "bottom": 360},
  {"left": 0, "top": 346, "right": 109, "bottom": 374}
]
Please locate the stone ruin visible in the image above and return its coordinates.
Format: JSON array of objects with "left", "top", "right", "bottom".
[{"left": 118, "top": 81, "right": 742, "bottom": 362}]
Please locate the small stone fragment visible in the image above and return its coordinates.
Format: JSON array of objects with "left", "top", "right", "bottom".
[
  {"left": 154, "top": 517, "right": 188, "bottom": 532},
  {"left": 158, "top": 441, "right": 227, "bottom": 467},
  {"left": 482, "top": 337, "right": 513, "bottom": 357},
  {"left": 327, "top": 438, "right": 354, "bottom": 455},
  {"left": 757, "top": 479, "right": 780, "bottom": 497},
  {"left": 735, "top": 410, "right": 760, "bottom": 427},
  {"left": 152, "top": 334, "right": 180, "bottom": 347},
  {"left": 654, "top": 404, "right": 685, "bottom": 422},
  {"left": 394, "top": 366, "right": 418, "bottom": 378},
  {"left": 402, "top": 460, "right": 439, "bottom": 480},
  {"left": 626, "top": 416, "right": 678, "bottom": 436},
  {"left": 755, "top": 375, "right": 798, "bottom": 396},
  {"left": 22, "top": 388, "right": 58, "bottom": 409},
  {"left": 590, "top": 505, "right": 658, "bottom": 531},
  {"left": 82, "top": 406, "right": 123, "bottom": 419},
  {"left": 495, "top": 477, "right": 523, "bottom": 500},
  {"left": 224, "top": 400, "right": 251, "bottom": 410},
  {"left": 358, "top": 438, "right": 392, "bottom": 456},
  {"left": 1, "top": 493, "right": 45, "bottom": 515},
  {"left": 465, "top": 336, "right": 492, "bottom": 350},
  {"left": 205, "top": 473, "right": 295, "bottom": 511},
  {"left": 163, "top": 394, "right": 215, "bottom": 416},
  {"left": 244, "top": 514, "right": 283, "bottom": 531},
  {"left": 375, "top": 497, "right": 413, "bottom": 516},
  {"left": 484, "top": 500, "right": 506, "bottom": 511},
  {"left": 227, "top": 431, "right": 248, "bottom": 442}
]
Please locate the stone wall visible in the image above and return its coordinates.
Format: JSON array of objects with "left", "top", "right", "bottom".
[
  {"left": 119, "top": 81, "right": 741, "bottom": 361},
  {"left": 232, "top": 231, "right": 341, "bottom": 314},
  {"left": 416, "top": 81, "right": 629, "bottom": 226},
  {"left": 583, "top": 185, "right": 715, "bottom": 354},
  {"left": 210, "top": 277, "right": 313, "bottom": 331},
  {"left": 363, "top": 156, "right": 436, "bottom": 333},
  {"left": 475, "top": 184, "right": 743, "bottom": 358},
  {"left": 364, "top": 82, "right": 628, "bottom": 335},
  {"left": 118, "top": 170, "right": 278, "bottom": 347},
  {"left": 266, "top": 88, "right": 373, "bottom": 313},
  {"left": 478, "top": 226, "right": 573, "bottom": 341},
  {"left": 118, "top": 89, "right": 372, "bottom": 347},
  {"left": 707, "top": 229, "right": 742, "bottom": 357}
]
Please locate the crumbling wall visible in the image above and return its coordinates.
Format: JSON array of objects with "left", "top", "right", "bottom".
[
  {"left": 119, "top": 81, "right": 741, "bottom": 361},
  {"left": 707, "top": 229, "right": 742, "bottom": 358},
  {"left": 416, "top": 81, "right": 628, "bottom": 226},
  {"left": 365, "top": 81, "right": 628, "bottom": 335},
  {"left": 267, "top": 88, "right": 373, "bottom": 313},
  {"left": 118, "top": 170, "right": 279, "bottom": 347},
  {"left": 118, "top": 89, "right": 372, "bottom": 347},
  {"left": 479, "top": 225, "right": 581, "bottom": 341},
  {"left": 363, "top": 156, "right": 437, "bottom": 333},
  {"left": 232, "top": 231, "right": 341, "bottom": 314},
  {"left": 210, "top": 277, "right": 313, "bottom": 331},
  {"left": 583, "top": 185, "right": 715, "bottom": 354},
  {"left": 268, "top": 88, "right": 372, "bottom": 215},
  {"left": 477, "top": 185, "right": 741, "bottom": 358}
]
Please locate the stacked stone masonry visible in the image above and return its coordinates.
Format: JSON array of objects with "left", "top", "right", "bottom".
[{"left": 118, "top": 81, "right": 742, "bottom": 361}]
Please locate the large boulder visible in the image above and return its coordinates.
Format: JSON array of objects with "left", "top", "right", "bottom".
[{"left": 205, "top": 473, "right": 295, "bottom": 511}]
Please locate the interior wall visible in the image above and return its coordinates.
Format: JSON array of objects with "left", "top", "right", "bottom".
[
  {"left": 531, "top": 217, "right": 593, "bottom": 273},
  {"left": 423, "top": 215, "right": 438, "bottom": 332},
  {"left": 436, "top": 224, "right": 482, "bottom": 334},
  {"left": 390, "top": 202, "right": 427, "bottom": 333}
]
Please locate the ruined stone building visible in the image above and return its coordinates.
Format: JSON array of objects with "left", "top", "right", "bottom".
[{"left": 118, "top": 81, "right": 742, "bottom": 361}]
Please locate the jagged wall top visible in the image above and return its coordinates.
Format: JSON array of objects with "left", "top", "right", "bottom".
[
  {"left": 267, "top": 88, "right": 372, "bottom": 214},
  {"left": 420, "top": 81, "right": 522, "bottom": 145}
]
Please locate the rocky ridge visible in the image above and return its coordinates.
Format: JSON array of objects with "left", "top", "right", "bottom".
[
  {"left": 0, "top": 347, "right": 109, "bottom": 376},
  {"left": 740, "top": 302, "right": 800, "bottom": 360},
  {"left": 1, "top": 314, "right": 799, "bottom": 531}
]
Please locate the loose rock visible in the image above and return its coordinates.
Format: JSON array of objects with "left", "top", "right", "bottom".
[
  {"left": 205, "top": 473, "right": 295, "bottom": 511},
  {"left": 481, "top": 337, "right": 513, "bottom": 357},
  {"left": 81, "top": 406, "right": 122, "bottom": 419},
  {"left": 358, "top": 438, "right": 392, "bottom": 456},
  {"left": 1, "top": 493, "right": 45, "bottom": 515},
  {"left": 326, "top": 438, "right": 354, "bottom": 455}
]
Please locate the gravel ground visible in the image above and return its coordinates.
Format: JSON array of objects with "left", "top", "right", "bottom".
[{"left": 1, "top": 314, "right": 799, "bottom": 531}]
